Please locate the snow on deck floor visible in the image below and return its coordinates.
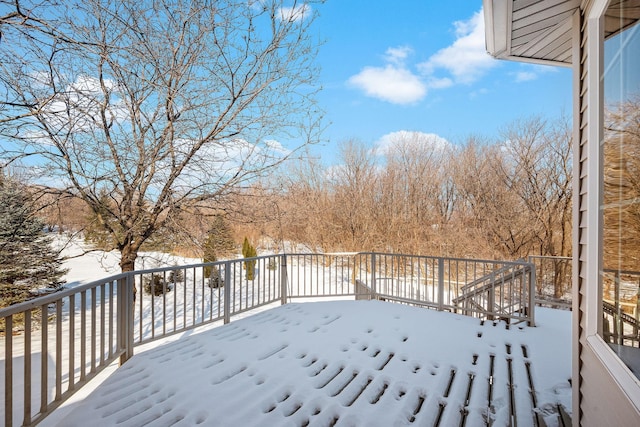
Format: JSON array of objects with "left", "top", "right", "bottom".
[{"left": 53, "top": 301, "right": 571, "bottom": 427}]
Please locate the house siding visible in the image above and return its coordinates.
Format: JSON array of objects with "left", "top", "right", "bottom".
[
  {"left": 573, "top": 6, "right": 586, "bottom": 422},
  {"left": 580, "top": 346, "right": 640, "bottom": 425},
  {"left": 576, "top": 1, "right": 640, "bottom": 425}
]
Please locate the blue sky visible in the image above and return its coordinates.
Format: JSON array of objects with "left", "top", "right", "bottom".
[{"left": 309, "top": 1, "right": 573, "bottom": 165}]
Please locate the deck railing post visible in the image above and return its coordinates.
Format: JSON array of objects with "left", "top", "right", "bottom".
[
  {"left": 370, "top": 253, "right": 377, "bottom": 300},
  {"left": 438, "top": 257, "right": 445, "bottom": 311},
  {"left": 126, "top": 274, "right": 135, "bottom": 359},
  {"left": 118, "top": 275, "right": 135, "bottom": 365},
  {"left": 224, "top": 261, "right": 231, "bottom": 324},
  {"left": 280, "top": 254, "right": 288, "bottom": 305},
  {"left": 488, "top": 273, "right": 496, "bottom": 321},
  {"left": 528, "top": 263, "right": 536, "bottom": 326}
]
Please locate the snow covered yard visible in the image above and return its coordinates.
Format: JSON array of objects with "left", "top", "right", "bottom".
[{"left": 50, "top": 300, "right": 572, "bottom": 427}]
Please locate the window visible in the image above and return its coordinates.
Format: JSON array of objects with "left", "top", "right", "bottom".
[{"left": 600, "top": 0, "right": 640, "bottom": 378}]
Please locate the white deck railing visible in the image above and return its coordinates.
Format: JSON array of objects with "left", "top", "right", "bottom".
[{"left": 0, "top": 253, "right": 535, "bottom": 426}]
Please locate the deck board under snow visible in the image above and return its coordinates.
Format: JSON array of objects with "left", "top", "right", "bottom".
[{"left": 52, "top": 300, "right": 571, "bottom": 427}]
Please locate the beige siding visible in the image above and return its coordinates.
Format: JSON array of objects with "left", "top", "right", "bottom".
[
  {"left": 581, "top": 345, "right": 640, "bottom": 425},
  {"left": 577, "top": 1, "right": 640, "bottom": 425},
  {"left": 576, "top": 5, "right": 588, "bottom": 422}
]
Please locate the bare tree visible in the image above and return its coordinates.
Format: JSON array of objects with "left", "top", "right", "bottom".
[
  {"left": 497, "top": 117, "right": 569, "bottom": 249},
  {"left": 330, "top": 139, "right": 378, "bottom": 251},
  {"left": 454, "top": 115, "right": 573, "bottom": 267},
  {"left": 0, "top": 0, "right": 323, "bottom": 271},
  {"left": 495, "top": 116, "right": 573, "bottom": 296},
  {"left": 603, "top": 96, "right": 640, "bottom": 272},
  {"left": 279, "top": 155, "right": 334, "bottom": 251},
  {"left": 378, "top": 132, "right": 454, "bottom": 253}
]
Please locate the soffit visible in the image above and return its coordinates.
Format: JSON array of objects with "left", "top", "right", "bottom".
[{"left": 485, "top": 0, "right": 581, "bottom": 66}]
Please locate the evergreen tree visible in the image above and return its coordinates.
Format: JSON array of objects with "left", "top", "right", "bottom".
[
  {"left": 242, "top": 237, "right": 258, "bottom": 281},
  {"left": 207, "top": 214, "right": 236, "bottom": 257},
  {"left": 202, "top": 232, "right": 218, "bottom": 287},
  {"left": 202, "top": 215, "right": 235, "bottom": 287},
  {"left": 242, "top": 236, "right": 251, "bottom": 259},
  {"left": 0, "top": 178, "right": 67, "bottom": 307},
  {"left": 202, "top": 238, "right": 222, "bottom": 288}
]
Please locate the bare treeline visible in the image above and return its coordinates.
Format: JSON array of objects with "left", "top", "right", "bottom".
[
  {"left": 275, "top": 115, "right": 573, "bottom": 261},
  {"left": 22, "top": 114, "right": 572, "bottom": 264}
]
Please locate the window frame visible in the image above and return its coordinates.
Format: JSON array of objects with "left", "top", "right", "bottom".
[{"left": 586, "top": 0, "right": 640, "bottom": 403}]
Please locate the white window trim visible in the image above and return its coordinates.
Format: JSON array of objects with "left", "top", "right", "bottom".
[
  {"left": 584, "top": 0, "right": 640, "bottom": 409},
  {"left": 585, "top": 0, "right": 604, "bottom": 340}
]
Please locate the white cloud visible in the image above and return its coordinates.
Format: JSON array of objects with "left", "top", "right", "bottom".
[
  {"left": 347, "top": 9, "right": 501, "bottom": 104},
  {"left": 426, "top": 77, "right": 454, "bottom": 90},
  {"left": 70, "top": 75, "right": 114, "bottom": 93},
  {"left": 418, "top": 10, "right": 496, "bottom": 85},
  {"left": 348, "top": 46, "right": 426, "bottom": 105},
  {"left": 348, "top": 65, "right": 426, "bottom": 105},
  {"left": 515, "top": 71, "right": 537, "bottom": 82},
  {"left": 279, "top": 4, "right": 311, "bottom": 22},
  {"left": 511, "top": 64, "right": 557, "bottom": 82},
  {"left": 30, "top": 74, "right": 127, "bottom": 140},
  {"left": 374, "top": 130, "right": 450, "bottom": 156},
  {"left": 264, "top": 139, "right": 291, "bottom": 156},
  {"left": 384, "top": 46, "right": 412, "bottom": 66},
  {"left": 153, "top": 137, "right": 289, "bottom": 194}
]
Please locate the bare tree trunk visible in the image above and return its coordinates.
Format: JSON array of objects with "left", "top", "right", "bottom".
[{"left": 119, "top": 245, "right": 138, "bottom": 273}]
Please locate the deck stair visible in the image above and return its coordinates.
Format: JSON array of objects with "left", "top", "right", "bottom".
[{"left": 453, "top": 262, "right": 534, "bottom": 324}]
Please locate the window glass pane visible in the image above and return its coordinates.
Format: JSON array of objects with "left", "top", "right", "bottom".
[{"left": 601, "top": 0, "right": 640, "bottom": 378}]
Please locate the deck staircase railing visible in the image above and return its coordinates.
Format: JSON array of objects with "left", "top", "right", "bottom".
[
  {"left": 1, "top": 252, "right": 536, "bottom": 426},
  {"left": 527, "top": 255, "right": 572, "bottom": 309},
  {"left": 451, "top": 261, "right": 535, "bottom": 324}
]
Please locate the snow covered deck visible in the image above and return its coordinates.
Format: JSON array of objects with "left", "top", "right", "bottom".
[{"left": 50, "top": 300, "right": 571, "bottom": 427}]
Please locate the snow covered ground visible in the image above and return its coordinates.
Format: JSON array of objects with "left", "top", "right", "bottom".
[{"left": 48, "top": 301, "right": 571, "bottom": 427}]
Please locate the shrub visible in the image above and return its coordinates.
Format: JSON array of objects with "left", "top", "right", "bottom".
[
  {"left": 168, "top": 267, "right": 184, "bottom": 283},
  {"left": 207, "top": 267, "right": 223, "bottom": 288},
  {"left": 143, "top": 274, "right": 171, "bottom": 296},
  {"left": 201, "top": 214, "right": 235, "bottom": 280},
  {"left": 242, "top": 237, "right": 258, "bottom": 280}
]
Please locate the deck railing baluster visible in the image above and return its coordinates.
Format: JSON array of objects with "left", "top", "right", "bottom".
[
  {"left": 40, "top": 304, "right": 47, "bottom": 414},
  {"left": 70, "top": 294, "right": 76, "bottom": 391},
  {"left": 55, "top": 300, "right": 62, "bottom": 400},
  {"left": 5, "top": 315, "right": 13, "bottom": 427},
  {"left": 24, "top": 311, "right": 31, "bottom": 425}
]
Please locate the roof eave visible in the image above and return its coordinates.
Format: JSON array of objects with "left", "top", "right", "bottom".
[
  {"left": 483, "top": 0, "right": 578, "bottom": 67},
  {"left": 483, "top": 0, "right": 511, "bottom": 60},
  {"left": 489, "top": 53, "right": 573, "bottom": 68}
]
